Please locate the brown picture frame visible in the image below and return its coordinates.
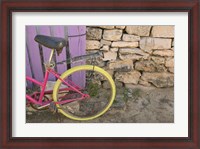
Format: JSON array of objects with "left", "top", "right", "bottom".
[{"left": 1, "top": 0, "right": 199, "bottom": 148}]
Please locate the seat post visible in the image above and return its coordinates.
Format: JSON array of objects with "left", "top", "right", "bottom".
[{"left": 49, "top": 49, "right": 55, "bottom": 63}]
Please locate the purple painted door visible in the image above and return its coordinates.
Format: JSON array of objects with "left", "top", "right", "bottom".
[
  {"left": 68, "top": 26, "right": 86, "bottom": 88},
  {"left": 26, "top": 25, "right": 86, "bottom": 88}
]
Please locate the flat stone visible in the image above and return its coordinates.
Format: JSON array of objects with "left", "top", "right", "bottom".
[
  {"left": 151, "top": 56, "right": 165, "bottom": 64},
  {"left": 135, "top": 60, "right": 156, "bottom": 72},
  {"left": 102, "top": 51, "right": 117, "bottom": 61},
  {"left": 108, "top": 60, "right": 133, "bottom": 71},
  {"left": 100, "top": 45, "right": 109, "bottom": 51},
  {"left": 115, "top": 70, "right": 141, "bottom": 84},
  {"left": 100, "top": 39, "right": 111, "bottom": 46},
  {"left": 140, "top": 37, "right": 172, "bottom": 53},
  {"left": 86, "top": 27, "right": 102, "bottom": 40},
  {"left": 168, "top": 67, "right": 174, "bottom": 73},
  {"left": 139, "top": 80, "right": 151, "bottom": 87},
  {"left": 110, "top": 48, "right": 119, "bottom": 52},
  {"left": 44, "top": 81, "right": 56, "bottom": 90},
  {"left": 99, "top": 26, "right": 115, "bottom": 29},
  {"left": 103, "top": 29, "right": 122, "bottom": 41},
  {"left": 126, "top": 26, "right": 152, "bottom": 36},
  {"left": 151, "top": 26, "right": 174, "bottom": 38},
  {"left": 119, "top": 48, "right": 149, "bottom": 58},
  {"left": 40, "top": 81, "right": 68, "bottom": 102},
  {"left": 115, "top": 26, "right": 126, "bottom": 29},
  {"left": 155, "top": 65, "right": 168, "bottom": 72},
  {"left": 165, "top": 58, "right": 174, "bottom": 67},
  {"left": 122, "top": 34, "right": 140, "bottom": 42},
  {"left": 141, "top": 72, "right": 174, "bottom": 87},
  {"left": 153, "top": 50, "right": 174, "bottom": 57},
  {"left": 86, "top": 56, "right": 106, "bottom": 67},
  {"left": 119, "top": 54, "right": 142, "bottom": 61},
  {"left": 66, "top": 101, "right": 80, "bottom": 114},
  {"left": 44, "top": 81, "right": 67, "bottom": 90},
  {"left": 112, "top": 41, "right": 138, "bottom": 48},
  {"left": 86, "top": 40, "right": 101, "bottom": 50}
]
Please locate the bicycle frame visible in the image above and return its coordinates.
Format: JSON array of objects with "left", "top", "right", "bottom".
[{"left": 26, "top": 49, "right": 89, "bottom": 107}]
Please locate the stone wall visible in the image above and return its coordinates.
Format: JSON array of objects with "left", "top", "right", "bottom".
[{"left": 86, "top": 26, "right": 174, "bottom": 88}]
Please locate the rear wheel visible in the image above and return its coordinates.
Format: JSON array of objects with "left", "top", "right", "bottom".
[{"left": 53, "top": 65, "right": 116, "bottom": 121}]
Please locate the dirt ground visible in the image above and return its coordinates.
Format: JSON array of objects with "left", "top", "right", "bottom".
[{"left": 26, "top": 85, "right": 174, "bottom": 123}]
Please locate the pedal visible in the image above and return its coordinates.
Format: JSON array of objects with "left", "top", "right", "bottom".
[{"left": 49, "top": 102, "right": 58, "bottom": 114}]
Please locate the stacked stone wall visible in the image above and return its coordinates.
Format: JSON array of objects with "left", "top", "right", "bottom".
[{"left": 86, "top": 25, "right": 174, "bottom": 88}]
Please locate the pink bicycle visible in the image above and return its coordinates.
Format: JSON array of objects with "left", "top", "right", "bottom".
[{"left": 26, "top": 35, "right": 116, "bottom": 121}]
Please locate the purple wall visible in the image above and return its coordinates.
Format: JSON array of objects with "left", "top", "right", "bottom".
[{"left": 26, "top": 25, "right": 86, "bottom": 87}]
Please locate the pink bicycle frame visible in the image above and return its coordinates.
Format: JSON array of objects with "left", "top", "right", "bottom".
[{"left": 26, "top": 65, "right": 89, "bottom": 107}]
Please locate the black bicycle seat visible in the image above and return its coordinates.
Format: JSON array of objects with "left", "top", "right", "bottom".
[{"left": 34, "top": 35, "right": 67, "bottom": 51}]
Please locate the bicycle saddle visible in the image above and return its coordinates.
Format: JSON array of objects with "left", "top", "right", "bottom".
[{"left": 34, "top": 35, "right": 67, "bottom": 55}]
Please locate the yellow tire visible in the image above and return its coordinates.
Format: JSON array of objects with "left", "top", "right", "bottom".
[{"left": 53, "top": 65, "right": 116, "bottom": 121}]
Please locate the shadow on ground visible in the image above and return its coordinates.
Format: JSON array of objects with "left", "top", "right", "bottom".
[{"left": 26, "top": 85, "right": 174, "bottom": 123}]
